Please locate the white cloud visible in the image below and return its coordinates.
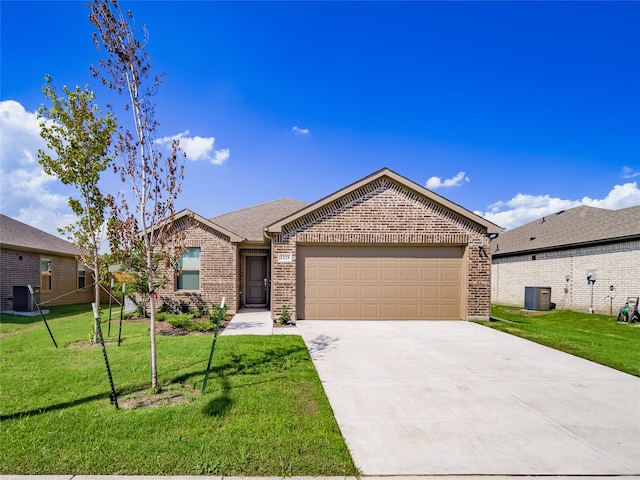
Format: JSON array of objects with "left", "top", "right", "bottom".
[
  {"left": 212, "top": 148, "right": 230, "bottom": 165},
  {"left": 622, "top": 166, "right": 640, "bottom": 179},
  {"left": 0, "top": 100, "right": 75, "bottom": 237},
  {"left": 476, "top": 182, "right": 640, "bottom": 230},
  {"left": 426, "top": 171, "right": 469, "bottom": 189},
  {"left": 292, "top": 125, "right": 310, "bottom": 135},
  {"left": 156, "top": 130, "right": 230, "bottom": 165}
]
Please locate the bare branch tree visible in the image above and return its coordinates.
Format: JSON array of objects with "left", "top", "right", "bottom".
[{"left": 89, "top": 0, "right": 185, "bottom": 390}]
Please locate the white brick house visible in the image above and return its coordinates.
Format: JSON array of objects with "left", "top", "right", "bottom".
[
  {"left": 491, "top": 205, "right": 640, "bottom": 314},
  {"left": 158, "top": 168, "right": 502, "bottom": 321}
]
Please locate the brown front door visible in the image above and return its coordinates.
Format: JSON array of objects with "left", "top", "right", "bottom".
[{"left": 245, "top": 256, "right": 268, "bottom": 306}]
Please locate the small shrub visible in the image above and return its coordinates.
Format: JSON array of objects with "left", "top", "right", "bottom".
[
  {"left": 159, "top": 301, "right": 174, "bottom": 314},
  {"left": 166, "top": 313, "right": 196, "bottom": 329},
  {"left": 279, "top": 306, "right": 291, "bottom": 326},
  {"left": 193, "top": 303, "right": 209, "bottom": 318},
  {"left": 179, "top": 300, "right": 190, "bottom": 314},
  {"left": 135, "top": 302, "right": 147, "bottom": 318},
  {"left": 210, "top": 303, "right": 228, "bottom": 321},
  {"left": 167, "top": 315, "right": 214, "bottom": 332}
]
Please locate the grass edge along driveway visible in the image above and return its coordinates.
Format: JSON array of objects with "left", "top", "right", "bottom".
[
  {"left": 475, "top": 305, "right": 640, "bottom": 377},
  {"left": 0, "top": 306, "right": 357, "bottom": 476}
]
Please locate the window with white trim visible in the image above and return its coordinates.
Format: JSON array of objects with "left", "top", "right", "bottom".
[{"left": 177, "top": 248, "right": 200, "bottom": 290}]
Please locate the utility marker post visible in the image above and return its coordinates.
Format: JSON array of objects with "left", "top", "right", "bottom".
[
  {"left": 202, "top": 297, "right": 225, "bottom": 395},
  {"left": 107, "top": 278, "right": 114, "bottom": 336},
  {"left": 28, "top": 284, "right": 57, "bottom": 348},
  {"left": 92, "top": 302, "right": 119, "bottom": 408},
  {"left": 118, "top": 283, "right": 125, "bottom": 347}
]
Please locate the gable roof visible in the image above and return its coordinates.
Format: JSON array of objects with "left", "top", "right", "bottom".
[
  {"left": 265, "top": 168, "right": 503, "bottom": 235},
  {"left": 0, "top": 214, "right": 80, "bottom": 257},
  {"left": 171, "top": 209, "right": 244, "bottom": 243},
  {"left": 491, "top": 205, "right": 640, "bottom": 257},
  {"left": 211, "top": 198, "right": 309, "bottom": 242}
]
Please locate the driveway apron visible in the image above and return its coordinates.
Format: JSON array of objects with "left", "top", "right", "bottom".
[{"left": 297, "top": 320, "right": 640, "bottom": 476}]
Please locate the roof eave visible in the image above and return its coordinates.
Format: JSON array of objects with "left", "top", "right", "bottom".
[
  {"left": 492, "top": 233, "right": 640, "bottom": 258},
  {"left": 0, "top": 242, "right": 79, "bottom": 258}
]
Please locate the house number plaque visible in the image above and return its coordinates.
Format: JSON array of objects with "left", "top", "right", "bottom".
[{"left": 277, "top": 253, "right": 293, "bottom": 263}]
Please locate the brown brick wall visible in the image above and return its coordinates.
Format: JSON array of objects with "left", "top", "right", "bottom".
[
  {"left": 1, "top": 248, "right": 39, "bottom": 310},
  {"left": 269, "top": 178, "right": 492, "bottom": 320},
  {"left": 156, "top": 220, "right": 238, "bottom": 313},
  {"left": 1, "top": 247, "right": 94, "bottom": 310}
]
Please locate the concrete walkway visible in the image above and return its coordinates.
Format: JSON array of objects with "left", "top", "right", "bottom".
[
  {"left": 221, "top": 309, "right": 299, "bottom": 336},
  {"left": 297, "top": 320, "right": 640, "bottom": 476}
]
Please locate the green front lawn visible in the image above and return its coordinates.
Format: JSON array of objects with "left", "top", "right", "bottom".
[
  {"left": 0, "top": 306, "right": 356, "bottom": 475},
  {"left": 475, "top": 305, "right": 640, "bottom": 377}
]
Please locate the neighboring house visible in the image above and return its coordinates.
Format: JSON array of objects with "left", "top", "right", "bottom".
[
  {"left": 491, "top": 205, "right": 640, "bottom": 314},
  {"left": 0, "top": 214, "right": 94, "bottom": 310},
  {"left": 158, "top": 168, "right": 502, "bottom": 321}
]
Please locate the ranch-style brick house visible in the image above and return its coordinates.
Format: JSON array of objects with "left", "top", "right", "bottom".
[
  {"left": 0, "top": 214, "right": 94, "bottom": 311},
  {"left": 158, "top": 168, "right": 503, "bottom": 321},
  {"left": 491, "top": 204, "right": 640, "bottom": 314}
]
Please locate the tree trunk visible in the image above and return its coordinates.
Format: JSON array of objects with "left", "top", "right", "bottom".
[
  {"left": 93, "top": 263, "right": 101, "bottom": 344},
  {"left": 147, "top": 249, "right": 158, "bottom": 390}
]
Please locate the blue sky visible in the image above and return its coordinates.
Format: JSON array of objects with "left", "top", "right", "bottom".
[{"left": 1, "top": 1, "right": 639, "bottom": 239}]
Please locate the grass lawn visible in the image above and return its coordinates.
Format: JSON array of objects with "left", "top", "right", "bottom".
[
  {"left": 475, "top": 305, "right": 640, "bottom": 377},
  {"left": 0, "top": 305, "right": 357, "bottom": 475}
]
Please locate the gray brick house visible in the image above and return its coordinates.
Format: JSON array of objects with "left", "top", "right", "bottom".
[
  {"left": 491, "top": 205, "right": 640, "bottom": 314},
  {"left": 158, "top": 168, "right": 502, "bottom": 321},
  {"left": 0, "top": 214, "right": 94, "bottom": 310}
]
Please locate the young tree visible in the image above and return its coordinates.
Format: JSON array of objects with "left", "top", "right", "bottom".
[
  {"left": 38, "top": 75, "right": 116, "bottom": 343},
  {"left": 89, "top": 0, "right": 185, "bottom": 390}
]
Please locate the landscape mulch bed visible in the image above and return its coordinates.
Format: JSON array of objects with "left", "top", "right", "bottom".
[{"left": 126, "top": 316, "right": 231, "bottom": 336}]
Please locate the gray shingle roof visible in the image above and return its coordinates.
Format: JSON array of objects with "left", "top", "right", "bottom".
[
  {"left": 0, "top": 214, "right": 80, "bottom": 257},
  {"left": 491, "top": 205, "right": 640, "bottom": 257},
  {"left": 210, "top": 198, "right": 309, "bottom": 242}
]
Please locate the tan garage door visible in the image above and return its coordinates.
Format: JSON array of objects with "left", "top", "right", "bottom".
[{"left": 297, "top": 246, "right": 464, "bottom": 320}]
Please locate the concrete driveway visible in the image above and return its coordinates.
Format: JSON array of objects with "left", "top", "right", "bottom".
[{"left": 297, "top": 320, "right": 640, "bottom": 476}]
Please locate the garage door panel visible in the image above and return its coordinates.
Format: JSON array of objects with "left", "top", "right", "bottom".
[
  {"left": 441, "top": 304, "right": 461, "bottom": 319},
  {"left": 321, "top": 267, "right": 339, "bottom": 281},
  {"left": 381, "top": 285, "right": 400, "bottom": 300},
  {"left": 320, "top": 285, "right": 338, "bottom": 300},
  {"left": 340, "top": 285, "right": 358, "bottom": 300},
  {"left": 422, "top": 266, "right": 440, "bottom": 281},
  {"left": 361, "top": 303, "right": 379, "bottom": 318},
  {"left": 361, "top": 285, "right": 380, "bottom": 299},
  {"left": 401, "top": 303, "right": 420, "bottom": 318},
  {"left": 421, "top": 285, "right": 439, "bottom": 300},
  {"left": 401, "top": 285, "right": 419, "bottom": 300},
  {"left": 298, "top": 246, "right": 464, "bottom": 320},
  {"left": 361, "top": 267, "right": 380, "bottom": 281},
  {"left": 442, "top": 266, "right": 461, "bottom": 282},
  {"left": 381, "top": 267, "right": 399, "bottom": 281},
  {"left": 340, "top": 303, "right": 358, "bottom": 318},
  {"left": 319, "top": 303, "right": 338, "bottom": 318},
  {"left": 340, "top": 267, "right": 358, "bottom": 281},
  {"left": 442, "top": 285, "right": 461, "bottom": 300},
  {"left": 381, "top": 304, "right": 400, "bottom": 318},
  {"left": 401, "top": 267, "right": 419, "bottom": 281}
]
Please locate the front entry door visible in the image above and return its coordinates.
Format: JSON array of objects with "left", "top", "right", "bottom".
[{"left": 245, "top": 256, "right": 267, "bottom": 306}]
